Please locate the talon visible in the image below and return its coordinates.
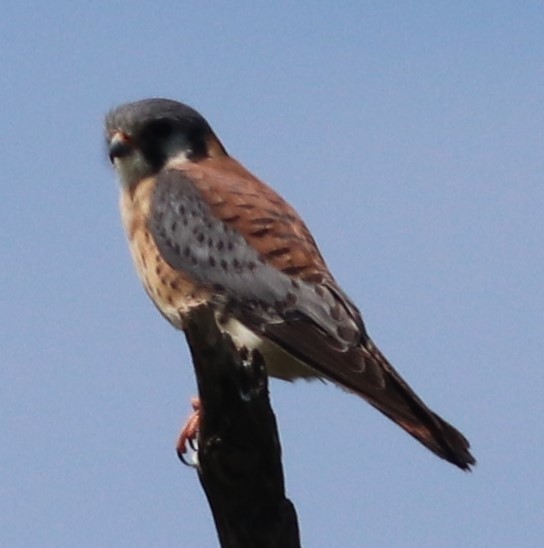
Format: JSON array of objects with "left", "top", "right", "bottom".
[
  {"left": 177, "top": 450, "right": 197, "bottom": 467},
  {"left": 188, "top": 436, "right": 198, "bottom": 452},
  {"left": 176, "top": 397, "right": 201, "bottom": 464}
]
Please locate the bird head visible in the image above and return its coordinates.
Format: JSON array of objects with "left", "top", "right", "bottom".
[{"left": 105, "top": 98, "right": 226, "bottom": 188}]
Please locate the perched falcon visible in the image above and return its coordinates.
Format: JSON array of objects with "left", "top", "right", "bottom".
[{"left": 105, "top": 98, "right": 475, "bottom": 470}]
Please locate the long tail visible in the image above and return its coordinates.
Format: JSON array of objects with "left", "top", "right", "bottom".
[
  {"left": 259, "top": 319, "right": 476, "bottom": 470},
  {"left": 354, "top": 339, "right": 476, "bottom": 470}
]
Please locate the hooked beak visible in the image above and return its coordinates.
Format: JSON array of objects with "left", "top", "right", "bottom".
[{"left": 108, "top": 132, "right": 133, "bottom": 163}]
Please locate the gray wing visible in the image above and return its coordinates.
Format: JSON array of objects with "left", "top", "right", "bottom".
[
  {"left": 149, "top": 169, "right": 363, "bottom": 348},
  {"left": 149, "top": 168, "right": 475, "bottom": 470}
]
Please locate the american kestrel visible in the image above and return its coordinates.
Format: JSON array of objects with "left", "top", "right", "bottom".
[{"left": 105, "top": 98, "right": 475, "bottom": 470}]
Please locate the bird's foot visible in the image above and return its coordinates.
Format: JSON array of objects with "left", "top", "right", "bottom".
[{"left": 176, "top": 397, "right": 201, "bottom": 466}]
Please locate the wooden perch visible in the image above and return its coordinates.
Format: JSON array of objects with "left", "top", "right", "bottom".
[{"left": 183, "top": 306, "right": 301, "bottom": 548}]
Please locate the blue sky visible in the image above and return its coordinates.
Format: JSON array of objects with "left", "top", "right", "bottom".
[{"left": 1, "top": 2, "right": 543, "bottom": 547}]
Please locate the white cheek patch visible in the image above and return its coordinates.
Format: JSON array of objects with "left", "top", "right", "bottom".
[
  {"left": 113, "top": 143, "right": 191, "bottom": 188},
  {"left": 114, "top": 150, "right": 151, "bottom": 188},
  {"left": 165, "top": 149, "right": 190, "bottom": 168}
]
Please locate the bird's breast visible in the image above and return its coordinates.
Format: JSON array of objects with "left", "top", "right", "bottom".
[{"left": 120, "top": 178, "right": 210, "bottom": 328}]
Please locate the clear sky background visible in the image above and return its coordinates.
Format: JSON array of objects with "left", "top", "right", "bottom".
[{"left": 1, "top": 2, "right": 543, "bottom": 547}]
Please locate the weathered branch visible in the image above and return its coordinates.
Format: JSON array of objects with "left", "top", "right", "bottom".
[{"left": 183, "top": 306, "right": 301, "bottom": 548}]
